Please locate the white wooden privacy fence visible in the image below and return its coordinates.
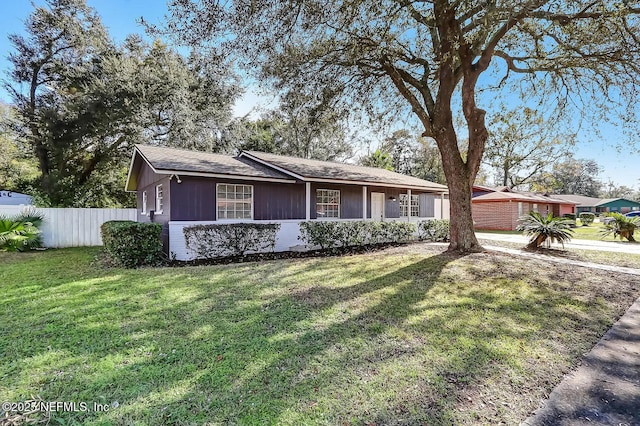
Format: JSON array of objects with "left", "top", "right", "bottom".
[{"left": 0, "top": 206, "right": 136, "bottom": 247}]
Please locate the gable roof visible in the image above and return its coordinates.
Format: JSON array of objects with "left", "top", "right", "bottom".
[
  {"left": 551, "top": 194, "right": 640, "bottom": 208},
  {"left": 126, "top": 145, "right": 449, "bottom": 192},
  {"left": 126, "top": 145, "right": 295, "bottom": 190},
  {"left": 240, "top": 151, "right": 448, "bottom": 191},
  {"left": 472, "top": 191, "right": 576, "bottom": 205},
  {"left": 550, "top": 194, "right": 601, "bottom": 207}
]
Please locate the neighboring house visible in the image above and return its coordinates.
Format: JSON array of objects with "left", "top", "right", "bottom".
[
  {"left": 551, "top": 194, "right": 640, "bottom": 214},
  {"left": 472, "top": 184, "right": 510, "bottom": 198},
  {"left": 472, "top": 191, "right": 577, "bottom": 231},
  {"left": 125, "top": 145, "right": 450, "bottom": 258},
  {"left": 0, "top": 190, "right": 33, "bottom": 206}
]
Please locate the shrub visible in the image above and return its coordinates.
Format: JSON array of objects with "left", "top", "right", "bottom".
[
  {"left": 298, "top": 221, "right": 342, "bottom": 249},
  {"left": 0, "top": 208, "right": 45, "bottom": 252},
  {"left": 101, "top": 221, "right": 163, "bottom": 267},
  {"left": 183, "top": 223, "right": 281, "bottom": 259},
  {"left": 600, "top": 213, "right": 638, "bottom": 242},
  {"left": 379, "top": 221, "right": 416, "bottom": 244},
  {"left": 561, "top": 213, "right": 577, "bottom": 228},
  {"left": 417, "top": 219, "right": 450, "bottom": 242},
  {"left": 578, "top": 212, "right": 595, "bottom": 226},
  {"left": 298, "top": 220, "right": 416, "bottom": 249},
  {"left": 516, "top": 212, "right": 574, "bottom": 249}
]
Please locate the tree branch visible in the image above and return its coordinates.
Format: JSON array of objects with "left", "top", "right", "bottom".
[{"left": 380, "top": 59, "right": 434, "bottom": 137}]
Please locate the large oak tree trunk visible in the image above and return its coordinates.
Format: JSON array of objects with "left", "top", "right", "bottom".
[
  {"left": 438, "top": 140, "right": 483, "bottom": 252},
  {"left": 446, "top": 172, "right": 481, "bottom": 252}
]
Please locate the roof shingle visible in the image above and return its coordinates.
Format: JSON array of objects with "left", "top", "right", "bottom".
[
  {"left": 472, "top": 191, "right": 575, "bottom": 204},
  {"left": 129, "top": 145, "right": 449, "bottom": 192},
  {"left": 242, "top": 151, "right": 448, "bottom": 191},
  {"left": 135, "top": 144, "right": 292, "bottom": 180}
]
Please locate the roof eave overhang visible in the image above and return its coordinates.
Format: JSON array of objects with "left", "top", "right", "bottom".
[{"left": 124, "top": 147, "right": 142, "bottom": 192}]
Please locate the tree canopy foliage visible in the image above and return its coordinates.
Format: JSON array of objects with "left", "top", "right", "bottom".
[
  {"left": 5, "top": 0, "right": 241, "bottom": 207},
  {"left": 362, "top": 130, "right": 447, "bottom": 184},
  {"left": 228, "top": 92, "right": 354, "bottom": 161},
  {"left": 483, "top": 107, "right": 573, "bottom": 189},
  {"left": 531, "top": 156, "right": 602, "bottom": 197},
  {"left": 164, "top": 0, "right": 640, "bottom": 252},
  {"left": 360, "top": 149, "right": 394, "bottom": 170},
  {"left": 0, "top": 103, "right": 39, "bottom": 191}
]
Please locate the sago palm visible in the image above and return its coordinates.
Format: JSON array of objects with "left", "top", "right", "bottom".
[
  {"left": 516, "top": 212, "right": 575, "bottom": 250},
  {"left": 600, "top": 213, "right": 638, "bottom": 242},
  {"left": 0, "top": 218, "right": 42, "bottom": 251}
]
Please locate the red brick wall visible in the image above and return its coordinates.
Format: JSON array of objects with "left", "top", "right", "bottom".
[
  {"left": 472, "top": 201, "right": 562, "bottom": 230},
  {"left": 472, "top": 201, "right": 520, "bottom": 230},
  {"left": 559, "top": 204, "right": 575, "bottom": 215}
]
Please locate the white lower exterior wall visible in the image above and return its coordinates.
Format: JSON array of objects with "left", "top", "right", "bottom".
[
  {"left": 169, "top": 217, "right": 444, "bottom": 261},
  {"left": 435, "top": 197, "right": 450, "bottom": 220}
]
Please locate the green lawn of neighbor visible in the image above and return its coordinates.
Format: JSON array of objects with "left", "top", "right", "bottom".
[
  {"left": 2, "top": 247, "right": 639, "bottom": 425},
  {"left": 479, "top": 220, "right": 636, "bottom": 243},
  {"left": 477, "top": 238, "right": 640, "bottom": 269}
]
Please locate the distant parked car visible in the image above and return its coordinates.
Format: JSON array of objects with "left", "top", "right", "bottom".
[
  {"left": 602, "top": 211, "right": 640, "bottom": 224},
  {"left": 601, "top": 214, "right": 614, "bottom": 224}
]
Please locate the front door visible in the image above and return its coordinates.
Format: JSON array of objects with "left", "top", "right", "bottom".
[{"left": 371, "top": 192, "right": 385, "bottom": 221}]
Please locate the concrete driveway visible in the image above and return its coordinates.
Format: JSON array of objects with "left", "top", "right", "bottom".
[{"left": 476, "top": 232, "right": 640, "bottom": 255}]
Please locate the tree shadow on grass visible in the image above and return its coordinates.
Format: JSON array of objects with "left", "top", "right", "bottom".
[{"left": 3, "top": 249, "right": 639, "bottom": 425}]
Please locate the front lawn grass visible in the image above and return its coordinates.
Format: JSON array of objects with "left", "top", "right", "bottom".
[
  {"left": 2, "top": 247, "right": 639, "bottom": 425},
  {"left": 572, "top": 220, "right": 616, "bottom": 241}
]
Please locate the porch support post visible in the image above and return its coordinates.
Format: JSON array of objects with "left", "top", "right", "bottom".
[
  {"left": 362, "top": 186, "right": 367, "bottom": 219},
  {"left": 407, "top": 189, "right": 411, "bottom": 222},
  {"left": 440, "top": 192, "right": 445, "bottom": 219},
  {"left": 305, "top": 182, "right": 311, "bottom": 220}
]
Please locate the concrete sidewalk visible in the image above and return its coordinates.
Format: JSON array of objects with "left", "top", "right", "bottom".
[
  {"left": 477, "top": 232, "right": 640, "bottom": 255},
  {"left": 485, "top": 245, "right": 640, "bottom": 276}
]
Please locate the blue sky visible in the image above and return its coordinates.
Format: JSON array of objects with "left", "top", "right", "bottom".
[{"left": 1, "top": 0, "right": 637, "bottom": 188}]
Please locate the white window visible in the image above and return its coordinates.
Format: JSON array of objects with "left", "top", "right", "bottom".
[
  {"left": 518, "top": 202, "right": 524, "bottom": 216},
  {"left": 316, "top": 189, "right": 340, "bottom": 218},
  {"left": 155, "top": 184, "right": 163, "bottom": 213},
  {"left": 400, "top": 194, "right": 420, "bottom": 217},
  {"left": 217, "top": 184, "right": 253, "bottom": 219},
  {"left": 142, "top": 191, "right": 147, "bottom": 214},
  {"left": 532, "top": 203, "right": 538, "bottom": 213}
]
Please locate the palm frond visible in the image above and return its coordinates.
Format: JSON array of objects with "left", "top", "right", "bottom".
[
  {"left": 600, "top": 213, "right": 639, "bottom": 242},
  {"left": 516, "top": 212, "right": 574, "bottom": 249}
]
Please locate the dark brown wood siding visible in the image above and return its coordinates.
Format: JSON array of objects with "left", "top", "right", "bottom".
[
  {"left": 310, "top": 183, "right": 364, "bottom": 219},
  {"left": 134, "top": 161, "right": 171, "bottom": 250},
  {"left": 366, "top": 187, "right": 434, "bottom": 219},
  {"left": 254, "top": 181, "right": 305, "bottom": 220},
  {"left": 170, "top": 177, "right": 305, "bottom": 221},
  {"left": 366, "top": 186, "right": 401, "bottom": 219}
]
